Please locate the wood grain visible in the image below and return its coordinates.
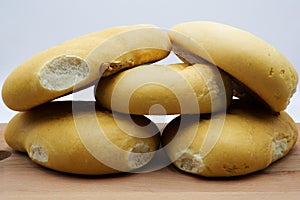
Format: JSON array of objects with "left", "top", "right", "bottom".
[{"left": 1, "top": 123, "right": 300, "bottom": 199}]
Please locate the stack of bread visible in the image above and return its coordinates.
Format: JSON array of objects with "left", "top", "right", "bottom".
[{"left": 2, "top": 21, "right": 299, "bottom": 177}]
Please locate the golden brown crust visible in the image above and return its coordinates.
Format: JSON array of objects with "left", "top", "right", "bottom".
[
  {"left": 162, "top": 100, "right": 298, "bottom": 177},
  {"left": 2, "top": 24, "right": 171, "bottom": 111},
  {"left": 168, "top": 21, "right": 298, "bottom": 112},
  {"left": 95, "top": 63, "right": 232, "bottom": 115},
  {"left": 4, "top": 101, "right": 161, "bottom": 175}
]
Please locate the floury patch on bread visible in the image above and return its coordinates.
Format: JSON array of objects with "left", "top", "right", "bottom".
[{"left": 2, "top": 24, "right": 171, "bottom": 111}]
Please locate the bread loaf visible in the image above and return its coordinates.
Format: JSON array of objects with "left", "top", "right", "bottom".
[
  {"left": 2, "top": 24, "right": 171, "bottom": 111},
  {"left": 4, "top": 101, "right": 161, "bottom": 175},
  {"left": 168, "top": 21, "right": 298, "bottom": 112},
  {"left": 162, "top": 100, "right": 298, "bottom": 177},
  {"left": 95, "top": 63, "right": 232, "bottom": 115}
]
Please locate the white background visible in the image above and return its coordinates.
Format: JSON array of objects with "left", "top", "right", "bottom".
[{"left": 0, "top": 0, "right": 299, "bottom": 122}]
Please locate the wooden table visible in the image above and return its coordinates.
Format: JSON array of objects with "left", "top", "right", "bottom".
[{"left": 1, "top": 123, "right": 300, "bottom": 199}]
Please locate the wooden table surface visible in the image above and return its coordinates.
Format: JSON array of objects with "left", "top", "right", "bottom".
[{"left": 1, "top": 123, "right": 300, "bottom": 199}]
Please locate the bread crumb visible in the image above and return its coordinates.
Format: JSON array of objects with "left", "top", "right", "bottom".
[
  {"left": 39, "top": 55, "right": 89, "bottom": 91},
  {"left": 29, "top": 144, "right": 48, "bottom": 163},
  {"left": 128, "top": 143, "right": 152, "bottom": 169},
  {"left": 272, "top": 138, "right": 288, "bottom": 162},
  {"left": 175, "top": 150, "right": 204, "bottom": 174}
]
